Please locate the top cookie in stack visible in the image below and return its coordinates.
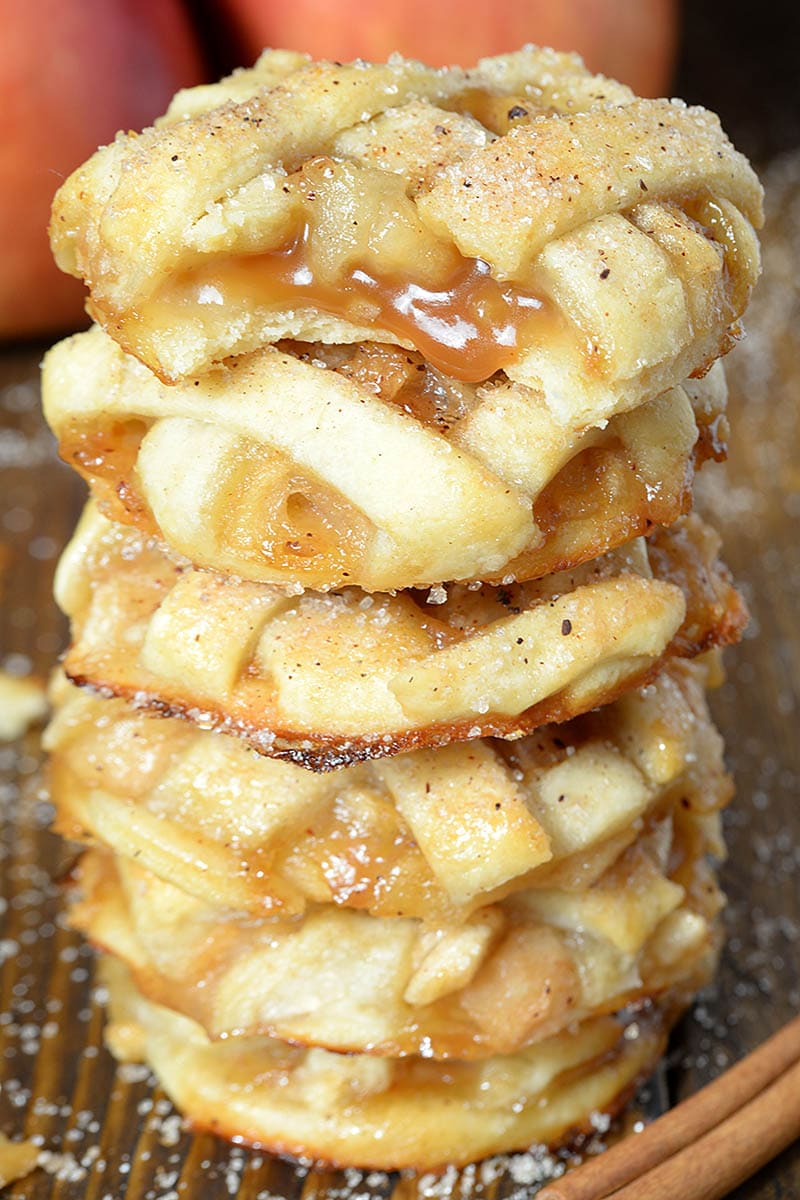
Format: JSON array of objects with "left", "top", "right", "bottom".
[{"left": 42, "top": 46, "right": 761, "bottom": 1170}]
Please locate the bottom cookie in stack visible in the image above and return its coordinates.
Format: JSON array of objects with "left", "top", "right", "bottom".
[
  {"left": 49, "top": 658, "right": 732, "bottom": 1170},
  {"left": 100, "top": 956, "right": 687, "bottom": 1171}
]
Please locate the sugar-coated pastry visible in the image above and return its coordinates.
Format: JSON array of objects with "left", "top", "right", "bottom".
[
  {"left": 51, "top": 50, "right": 761, "bottom": 424},
  {"left": 55, "top": 504, "right": 745, "bottom": 767},
  {"left": 44, "top": 327, "right": 727, "bottom": 591},
  {"left": 48, "top": 661, "right": 728, "bottom": 921}
]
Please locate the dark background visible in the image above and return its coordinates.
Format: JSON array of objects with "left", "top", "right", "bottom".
[
  {"left": 676, "top": 0, "right": 800, "bottom": 160},
  {"left": 183, "top": 0, "right": 800, "bottom": 161}
]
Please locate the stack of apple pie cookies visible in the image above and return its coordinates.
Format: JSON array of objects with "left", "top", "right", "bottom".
[{"left": 41, "top": 48, "right": 761, "bottom": 1170}]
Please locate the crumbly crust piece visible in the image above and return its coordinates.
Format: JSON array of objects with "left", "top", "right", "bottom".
[
  {"left": 43, "top": 327, "right": 726, "bottom": 591},
  {"left": 0, "top": 1135, "right": 39, "bottom": 1191},
  {"left": 47, "top": 660, "right": 729, "bottom": 922},
  {"left": 54, "top": 505, "right": 745, "bottom": 767}
]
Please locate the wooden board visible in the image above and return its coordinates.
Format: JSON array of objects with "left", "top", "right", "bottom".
[{"left": 1, "top": 152, "right": 799, "bottom": 1200}]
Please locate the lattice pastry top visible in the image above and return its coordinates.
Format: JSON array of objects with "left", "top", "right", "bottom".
[
  {"left": 48, "top": 660, "right": 729, "bottom": 924},
  {"left": 44, "top": 326, "right": 727, "bottom": 591},
  {"left": 72, "top": 795, "right": 722, "bottom": 1060},
  {"left": 50, "top": 48, "right": 761, "bottom": 433},
  {"left": 55, "top": 504, "right": 746, "bottom": 768},
  {"left": 103, "top": 955, "right": 679, "bottom": 1170}
]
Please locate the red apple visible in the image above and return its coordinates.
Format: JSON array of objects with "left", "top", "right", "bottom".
[
  {"left": 215, "top": 0, "right": 677, "bottom": 97},
  {"left": 0, "top": 0, "right": 204, "bottom": 340}
]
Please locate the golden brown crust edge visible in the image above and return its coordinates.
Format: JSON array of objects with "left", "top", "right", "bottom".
[{"left": 63, "top": 525, "right": 747, "bottom": 771}]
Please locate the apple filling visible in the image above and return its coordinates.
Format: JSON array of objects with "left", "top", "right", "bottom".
[
  {"left": 69, "top": 419, "right": 152, "bottom": 526},
  {"left": 148, "top": 158, "right": 556, "bottom": 384}
]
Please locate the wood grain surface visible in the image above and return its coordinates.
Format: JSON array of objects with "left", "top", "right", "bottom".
[{"left": 0, "top": 155, "right": 798, "bottom": 1200}]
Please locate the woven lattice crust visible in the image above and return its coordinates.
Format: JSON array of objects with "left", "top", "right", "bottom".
[
  {"left": 71, "top": 803, "right": 724, "bottom": 1061},
  {"left": 103, "top": 955, "right": 697, "bottom": 1171},
  {"left": 50, "top": 49, "right": 761, "bottom": 431},
  {"left": 55, "top": 505, "right": 746, "bottom": 768},
  {"left": 44, "top": 327, "right": 727, "bottom": 591},
  {"left": 48, "top": 661, "right": 729, "bottom": 922}
]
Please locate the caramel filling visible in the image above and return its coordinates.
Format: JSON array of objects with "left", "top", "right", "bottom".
[
  {"left": 223, "top": 455, "right": 372, "bottom": 576},
  {"left": 143, "top": 154, "right": 747, "bottom": 386},
  {"left": 149, "top": 154, "right": 555, "bottom": 384},
  {"left": 168, "top": 231, "right": 548, "bottom": 384}
]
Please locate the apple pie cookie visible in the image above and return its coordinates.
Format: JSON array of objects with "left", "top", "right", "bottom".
[
  {"left": 48, "top": 660, "right": 729, "bottom": 923},
  {"left": 71, "top": 794, "right": 723, "bottom": 1060},
  {"left": 51, "top": 49, "right": 761, "bottom": 439},
  {"left": 102, "top": 954, "right": 688, "bottom": 1170},
  {"left": 55, "top": 504, "right": 745, "bottom": 767},
  {"left": 44, "top": 327, "right": 727, "bottom": 591}
]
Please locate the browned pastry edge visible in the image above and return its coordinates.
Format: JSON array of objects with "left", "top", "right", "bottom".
[
  {"left": 64, "top": 551, "right": 747, "bottom": 772},
  {"left": 122, "top": 983, "right": 703, "bottom": 1172},
  {"left": 186, "top": 1045, "right": 653, "bottom": 1171}
]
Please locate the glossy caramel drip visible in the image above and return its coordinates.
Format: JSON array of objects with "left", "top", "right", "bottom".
[{"left": 170, "top": 226, "right": 550, "bottom": 384}]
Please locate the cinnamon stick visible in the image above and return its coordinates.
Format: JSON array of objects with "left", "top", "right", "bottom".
[
  {"left": 539, "top": 1013, "right": 800, "bottom": 1200},
  {"left": 609, "top": 1057, "right": 800, "bottom": 1200}
]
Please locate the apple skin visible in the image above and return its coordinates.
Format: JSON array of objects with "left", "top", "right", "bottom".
[
  {"left": 0, "top": 0, "right": 204, "bottom": 341},
  {"left": 216, "top": 0, "right": 677, "bottom": 96}
]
